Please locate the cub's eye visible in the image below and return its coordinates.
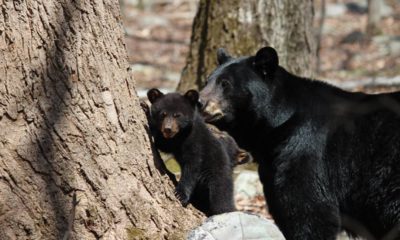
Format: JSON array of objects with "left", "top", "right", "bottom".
[
  {"left": 173, "top": 113, "right": 181, "bottom": 118},
  {"left": 160, "top": 111, "right": 167, "bottom": 118}
]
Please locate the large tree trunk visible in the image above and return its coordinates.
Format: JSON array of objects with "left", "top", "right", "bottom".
[
  {"left": 0, "top": 0, "right": 202, "bottom": 239},
  {"left": 178, "top": 0, "right": 316, "bottom": 92}
]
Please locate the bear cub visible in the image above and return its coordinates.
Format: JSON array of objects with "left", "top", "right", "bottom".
[{"left": 147, "top": 88, "right": 236, "bottom": 216}]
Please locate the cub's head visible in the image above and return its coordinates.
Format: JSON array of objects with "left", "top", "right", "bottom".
[
  {"left": 200, "top": 47, "right": 279, "bottom": 127},
  {"left": 147, "top": 89, "right": 199, "bottom": 139}
]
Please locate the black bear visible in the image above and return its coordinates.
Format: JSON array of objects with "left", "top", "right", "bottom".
[
  {"left": 142, "top": 99, "right": 252, "bottom": 167},
  {"left": 147, "top": 88, "right": 236, "bottom": 216},
  {"left": 199, "top": 47, "right": 400, "bottom": 239},
  {"left": 206, "top": 123, "right": 252, "bottom": 167}
]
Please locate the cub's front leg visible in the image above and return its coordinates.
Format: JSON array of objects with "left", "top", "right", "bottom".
[{"left": 175, "top": 158, "right": 201, "bottom": 207}]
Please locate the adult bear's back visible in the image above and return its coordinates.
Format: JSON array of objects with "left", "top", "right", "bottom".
[{"left": 324, "top": 91, "right": 400, "bottom": 237}]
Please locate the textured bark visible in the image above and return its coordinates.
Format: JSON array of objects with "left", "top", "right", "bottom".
[
  {"left": 178, "top": 0, "right": 316, "bottom": 92},
  {"left": 0, "top": 1, "right": 202, "bottom": 239}
]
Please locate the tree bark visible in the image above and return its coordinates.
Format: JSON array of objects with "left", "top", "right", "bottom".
[
  {"left": 178, "top": 0, "right": 316, "bottom": 92},
  {"left": 0, "top": 0, "right": 202, "bottom": 239}
]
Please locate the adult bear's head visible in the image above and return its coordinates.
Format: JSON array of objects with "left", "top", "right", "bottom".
[{"left": 200, "top": 46, "right": 283, "bottom": 129}]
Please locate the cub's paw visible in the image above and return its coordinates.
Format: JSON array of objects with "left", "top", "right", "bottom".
[{"left": 174, "top": 186, "right": 190, "bottom": 207}]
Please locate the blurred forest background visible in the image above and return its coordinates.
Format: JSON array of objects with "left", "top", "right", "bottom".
[
  {"left": 121, "top": 0, "right": 400, "bottom": 96},
  {"left": 119, "top": 0, "right": 400, "bottom": 219}
]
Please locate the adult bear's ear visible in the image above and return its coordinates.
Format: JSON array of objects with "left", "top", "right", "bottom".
[
  {"left": 147, "top": 88, "right": 164, "bottom": 104},
  {"left": 184, "top": 89, "right": 199, "bottom": 106},
  {"left": 253, "top": 47, "right": 279, "bottom": 77},
  {"left": 217, "top": 48, "right": 232, "bottom": 65}
]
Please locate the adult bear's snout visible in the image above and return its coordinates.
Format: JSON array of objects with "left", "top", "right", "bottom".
[{"left": 201, "top": 100, "right": 224, "bottom": 123}]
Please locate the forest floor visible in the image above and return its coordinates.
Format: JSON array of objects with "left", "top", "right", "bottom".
[{"left": 121, "top": 0, "right": 400, "bottom": 218}]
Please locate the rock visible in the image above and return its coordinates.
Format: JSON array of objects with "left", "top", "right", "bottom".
[
  {"left": 124, "top": 0, "right": 156, "bottom": 10},
  {"left": 340, "top": 31, "right": 367, "bottom": 44},
  {"left": 187, "top": 212, "right": 285, "bottom": 240},
  {"left": 372, "top": 35, "right": 392, "bottom": 44},
  {"left": 345, "top": 0, "right": 392, "bottom": 17},
  {"left": 380, "top": 1, "right": 393, "bottom": 17},
  {"left": 321, "top": 24, "right": 335, "bottom": 35},
  {"left": 346, "top": 1, "right": 367, "bottom": 14},
  {"left": 234, "top": 170, "right": 263, "bottom": 199},
  {"left": 326, "top": 3, "right": 347, "bottom": 17},
  {"left": 136, "top": 88, "right": 173, "bottom": 99},
  {"left": 123, "top": 0, "right": 139, "bottom": 7},
  {"left": 138, "top": 15, "right": 169, "bottom": 28},
  {"left": 131, "top": 64, "right": 161, "bottom": 78},
  {"left": 336, "top": 231, "right": 353, "bottom": 240},
  {"left": 372, "top": 35, "right": 400, "bottom": 57},
  {"left": 165, "top": 71, "right": 180, "bottom": 83},
  {"left": 389, "top": 39, "right": 400, "bottom": 56}
]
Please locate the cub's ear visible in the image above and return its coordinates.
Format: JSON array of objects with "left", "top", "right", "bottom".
[
  {"left": 217, "top": 48, "right": 232, "bottom": 65},
  {"left": 253, "top": 47, "right": 279, "bottom": 77},
  {"left": 184, "top": 89, "right": 199, "bottom": 106},
  {"left": 147, "top": 88, "right": 164, "bottom": 104}
]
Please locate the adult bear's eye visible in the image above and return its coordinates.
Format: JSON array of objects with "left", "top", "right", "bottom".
[
  {"left": 173, "top": 113, "right": 181, "bottom": 118},
  {"left": 220, "top": 79, "right": 230, "bottom": 89},
  {"left": 160, "top": 111, "right": 167, "bottom": 118}
]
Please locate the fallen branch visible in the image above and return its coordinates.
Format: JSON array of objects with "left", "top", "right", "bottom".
[{"left": 326, "top": 76, "right": 400, "bottom": 91}]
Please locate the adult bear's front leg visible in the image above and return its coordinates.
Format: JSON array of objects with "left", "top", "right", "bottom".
[
  {"left": 259, "top": 155, "right": 341, "bottom": 240},
  {"left": 270, "top": 198, "right": 341, "bottom": 240}
]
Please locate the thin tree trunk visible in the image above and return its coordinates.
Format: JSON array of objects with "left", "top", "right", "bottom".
[
  {"left": 178, "top": 0, "right": 316, "bottom": 92},
  {"left": 366, "top": 0, "right": 381, "bottom": 36},
  {"left": 0, "top": 0, "right": 202, "bottom": 239},
  {"left": 316, "top": 0, "right": 326, "bottom": 74}
]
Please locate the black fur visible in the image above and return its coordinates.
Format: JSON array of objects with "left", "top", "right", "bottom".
[
  {"left": 206, "top": 124, "right": 252, "bottom": 166},
  {"left": 200, "top": 47, "right": 400, "bottom": 239},
  {"left": 147, "top": 89, "right": 236, "bottom": 216}
]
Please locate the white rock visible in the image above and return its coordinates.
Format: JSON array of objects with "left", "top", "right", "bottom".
[
  {"left": 372, "top": 36, "right": 400, "bottom": 57},
  {"left": 389, "top": 40, "right": 400, "bottom": 56},
  {"left": 381, "top": 1, "right": 393, "bottom": 17},
  {"left": 326, "top": 3, "right": 347, "bottom": 17},
  {"left": 187, "top": 212, "right": 285, "bottom": 240},
  {"left": 137, "top": 88, "right": 173, "bottom": 99},
  {"left": 138, "top": 15, "right": 169, "bottom": 28},
  {"left": 234, "top": 170, "right": 264, "bottom": 199}
]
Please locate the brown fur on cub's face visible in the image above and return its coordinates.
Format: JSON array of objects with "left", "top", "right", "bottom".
[{"left": 160, "top": 113, "right": 180, "bottom": 139}]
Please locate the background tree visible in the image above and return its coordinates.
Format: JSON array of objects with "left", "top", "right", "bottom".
[
  {"left": 0, "top": 0, "right": 201, "bottom": 239},
  {"left": 366, "top": 0, "right": 382, "bottom": 36},
  {"left": 178, "top": 0, "right": 316, "bottom": 92}
]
